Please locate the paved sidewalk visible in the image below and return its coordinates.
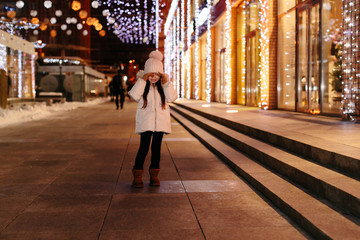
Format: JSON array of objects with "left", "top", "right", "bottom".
[{"left": 0, "top": 99, "right": 307, "bottom": 239}]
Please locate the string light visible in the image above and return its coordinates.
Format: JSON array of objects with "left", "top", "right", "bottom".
[
  {"left": 31, "top": 55, "right": 36, "bottom": 97},
  {"left": 224, "top": 0, "right": 232, "bottom": 104},
  {"left": 156, "top": 0, "right": 159, "bottom": 49},
  {"left": 260, "top": 0, "right": 269, "bottom": 109},
  {"left": 99, "top": 0, "right": 164, "bottom": 44},
  {"left": 180, "top": 0, "right": 185, "bottom": 98},
  {"left": 0, "top": 18, "right": 38, "bottom": 35},
  {"left": 194, "top": 0, "right": 200, "bottom": 99},
  {"left": 205, "top": 1, "right": 213, "bottom": 102},
  {"left": 32, "top": 40, "right": 46, "bottom": 48},
  {"left": 186, "top": 0, "right": 191, "bottom": 98},
  {"left": 342, "top": 0, "right": 360, "bottom": 120},
  {"left": 0, "top": 44, "right": 7, "bottom": 71},
  {"left": 176, "top": 9, "right": 181, "bottom": 96},
  {"left": 17, "top": 51, "right": 22, "bottom": 98},
  {"left": 242, "top": 5, "right": 246, "bottom": 103}
]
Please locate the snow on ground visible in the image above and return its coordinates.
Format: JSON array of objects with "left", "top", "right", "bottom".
[{"left": 0, "top": 98, "right": 109, "bottom": 128}]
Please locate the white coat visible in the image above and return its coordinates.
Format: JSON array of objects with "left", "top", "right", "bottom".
[{"left": 128, "top": 78, "right": 178, "bottom": 134}]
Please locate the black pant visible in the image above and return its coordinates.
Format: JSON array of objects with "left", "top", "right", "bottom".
[
  {"left": 114, "top": 90, "right": 125, "bottom": 109},
  {"left": 134, "top": 131, "right": 164, "bottom": 170}
]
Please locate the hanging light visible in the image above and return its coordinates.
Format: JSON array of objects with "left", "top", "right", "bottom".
[
  {"left": 94, "top": 23, "right": 103, "bottom": 31},
  {"left": 92, "top": 18, "right": 99, "bottom": 26},
  {"left": 31, "top": 17, "right": 39, "bottom": 24},
  {"left": 91, "top": 1, "right": 99, "bottom": 8},
  {"left": 86, "top": 17, "right": 94, "bottom": 26},
  {"left": 107, "top": 17, "right": 115, "bottom": 24},
  {"left": 66, "top": 17, "right": 71, "bottom": 24},
  {"left": 33, "top": 29, "right": 39, "bottom": 35},
  {"left": 33, "top": 40, "right": 46, "bottom": 49},
  {"left": 66, "top": 29, "right": 72, "bottom": 35},
  {"left": 16, "top": 1, "right": 25, "bottom": 9},
  {"left": 76, "top": 23, "right": 83, "bottom": 30},
  {"left": 30, "top": 10, "right": 37, "bottom": 17},
  {"left": 50, "top": 29, "right": 57, "bottom": 37},
  {"left": 55, "top": 10, "right": 62, "bottom": 17},
  {"left": 61, "top": 24, "right": 67, "bottom": 31},
  {"left": 102, "top": 9, "right": 110, "bottom": 17},
  {"left": 7, "top": 10, "right": 16, "bottom": 19},
  {"left": 44, "top": 1, "right": 52, "bottom": 9},
  {"left": 50, "top": 17, "right": 56, "bottom": 24},
  {"left": 71, "top": 17, "right": 77, "bottom": 24},
  {"left": 39, "top": 24, "right": 47, "bottom": 31},
  {"left": 82, "top": 30, "right": 88, "bottom": 36},
  {"left": 79, "top": 10, "right": 88, "bottom": 19},
  {"left": 99, "top": 30, "right": 106, "bottom": 37},
  {"left": 71, "top": 1, "right": 81, "bottom": 11}
]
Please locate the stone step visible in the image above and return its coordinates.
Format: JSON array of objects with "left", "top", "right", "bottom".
[
  {"left": 170, "top": 107, "right": 360, "bottom": 239},
  {"left": 173, "top": 102, "right": 360, "bottom": 178},
  {"left": 170, "top": 104, "right": 360, "bottom": 218}
]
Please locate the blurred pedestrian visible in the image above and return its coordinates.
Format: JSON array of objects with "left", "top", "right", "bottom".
[
  {"left": 128, "top": 50, "right": 177, "bottom": 188},
  {"left": 111, "top": 70, "right": 125, "bottom": 109}
]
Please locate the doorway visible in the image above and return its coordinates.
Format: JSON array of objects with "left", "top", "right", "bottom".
[
  {"left": 297, "top": 2, "right": 321, "bottom": 113},
  {"left": 245, "top": 31, "right": 260, "bottom": 107}
]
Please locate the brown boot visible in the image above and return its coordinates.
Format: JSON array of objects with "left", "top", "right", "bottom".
[
  {"left": 132, "top": 169, "right": 144, "bottom": 188},
  {"left": 149, "top": 169, "right": 160, "bottom": 186}
]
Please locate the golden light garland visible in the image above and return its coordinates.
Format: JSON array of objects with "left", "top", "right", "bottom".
[
  {"left": 71, "top": 1, "right": 81, "bottom": 11},
  {"left": 205, "top": 1, "right": 213, "bottom": 102},
  {"left": 224, "top": 0, "right": 232, "bottom": 104},
  {"left": 186, "top": 0, "right": 191, "bottom": 99},
  {"left": 180, "top": 0, "right": 185, "bottom": 98},
  {"left": 342, "top": 0, "right": 360, "bottom": 120},
  {"left": 194, "top": 0, "right": 200, "bottom": 100},
  {"left": 260, "top": 0, "right": 269, "bottom": 109}
]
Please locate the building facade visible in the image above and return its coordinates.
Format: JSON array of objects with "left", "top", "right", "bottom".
[
  {"left": 163, "top": 0, "right": 360, "bottom": 120},
  {"left": 0, "top": 29, "right": 36, "bottom": 103}
]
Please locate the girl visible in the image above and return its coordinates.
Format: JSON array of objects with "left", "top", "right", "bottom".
[{"left": 128, "top": 50, "right": 178, "bottom": 188}]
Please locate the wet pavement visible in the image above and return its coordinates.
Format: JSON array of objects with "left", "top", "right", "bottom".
[{"left": 0, "top": 99, "right": 307, "bottom": 239}]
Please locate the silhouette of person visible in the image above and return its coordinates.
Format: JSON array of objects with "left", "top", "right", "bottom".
[{"left": 111, "top": 70, "right": 125, "bottom": 109}]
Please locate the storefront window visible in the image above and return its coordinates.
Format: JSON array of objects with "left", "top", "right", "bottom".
[
  {"left": 245, "top": 0, "right": 261, "bottom": 107},
  {"left": 200, "top": 33, "right": 207, "bottom": 100},
  {"left": 214, "top": 16, "right": 225, "bottom": 102},
  {"left": 278, "top": 0, "right": 295, "bottom": 15},
  {"left": 322, "top": 0, "right": 343, "bottom": 114},
  {"left": 278, "top": 10, "right": 296, "bottom": 110},
  {"left": 7, "top": 49, "right": 19, "bottom": 98},
  {"left": 22, "top": 54, "right": 34, "bottom": 98}
]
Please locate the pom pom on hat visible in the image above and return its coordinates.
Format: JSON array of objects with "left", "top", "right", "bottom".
[
  {"left": 144, "top": 50, "right": 164, "bottom": 74},
  {"left": 149, "top": 50, "right": 163, "bottom": 61}
]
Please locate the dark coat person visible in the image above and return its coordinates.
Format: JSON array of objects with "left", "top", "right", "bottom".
[{"left": 111, "top": 70, "right": 125, "bottom": 109}]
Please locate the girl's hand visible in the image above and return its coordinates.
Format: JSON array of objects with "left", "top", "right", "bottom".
[
  {"left": 143, "top": 73, "right": 150, "bottom": 81},
  {"left": 160, "top": 73, "right": 169, "bottom": 84}
]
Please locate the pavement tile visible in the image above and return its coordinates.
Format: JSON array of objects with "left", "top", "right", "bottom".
[
  {"left": 3, "top": 211, "right": 104, "bottom": 233},
  {"left": 24, "top": 195, "right": 110, "bottom": 213},
  {"left": 203, "top": 226, "right": 306, "bottom": 240},
  {"left": 0, "top": 231, "right": 98, "bottom": 240},
  {"left": 40, "top": 183, "right": 116, "bottom": 196},
  {"left": 99, "top": 229, "right": 204, "bottom": 240},
  {"left": 101, "top": 208, "right": 199, "bottom": 232}
]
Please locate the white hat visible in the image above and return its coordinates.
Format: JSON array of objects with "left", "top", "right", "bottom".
[{"left": 144, "top": 50, "right": 164, "bottom": 74}]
